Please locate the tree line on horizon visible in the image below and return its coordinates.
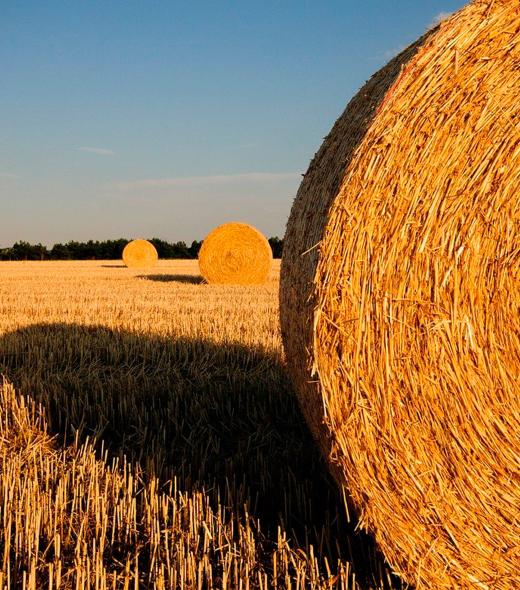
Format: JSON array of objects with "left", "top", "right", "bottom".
[{"left": 0, "top": 237, "right": 284, "bottom": 261}]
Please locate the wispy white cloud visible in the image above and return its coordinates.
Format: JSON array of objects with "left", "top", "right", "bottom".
[
  {"left": 0, "top": 172, "right": 20, "bottom": 180},
  {"left": 381, "top": 44, "right": 407, "bottom": 62},
  {"left": 379, "top": 10, "right": 453, "bottom": 62},
  {"left": 112, "top": 172, "right": 300, "bottom": 192},
  {"left": 101, "top": 170, "right": 299, "bottom": 240},
  {"left": 97, "top": 169, "right": 299, "bottom": 243},
  {"left": 77, "top": 146, "right": 115, "bottom": 156},
  {"left": 429, "top": 11, "right": 452, "bottom": 29}
]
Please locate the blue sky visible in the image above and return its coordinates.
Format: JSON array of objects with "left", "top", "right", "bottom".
[{"left": 1, "top": 0, "right": 466, "bottom": 246}]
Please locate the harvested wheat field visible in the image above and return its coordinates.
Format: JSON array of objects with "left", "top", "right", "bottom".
[
  {"left": 281, "top": 1, "right": 520, "bottom": 589},
  {"left": 0, "top": 260, "right": 400, "bottom": 590}
]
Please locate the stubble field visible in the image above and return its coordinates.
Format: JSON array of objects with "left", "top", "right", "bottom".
[{"left": 0, "top": 260, "right": 399, "bottom": 590}]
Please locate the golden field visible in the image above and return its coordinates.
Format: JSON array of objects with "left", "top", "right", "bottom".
[{"left": 0, "top": 260, "right": 398, "bottom": 590}]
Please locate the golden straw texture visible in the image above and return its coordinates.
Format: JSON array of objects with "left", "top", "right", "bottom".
[
  {"left": 199, "top": 222, "right": 272, "bottom": 284},
  {"left": 122, "top": 239, "right": 158, "bottom": 268},
  {"left": 280, "top": 1, "right": 520, "bottom": 588}
]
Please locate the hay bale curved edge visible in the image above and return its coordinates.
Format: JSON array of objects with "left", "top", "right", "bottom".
[{"left": 280, "top": 1, "right": 520, "bottom": 588}]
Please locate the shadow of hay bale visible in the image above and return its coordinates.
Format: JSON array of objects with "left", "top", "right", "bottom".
[
  {"left": 0, "top": 323, "right": 400, "bottom": 589},
  {"left": 137, "top": 274, "right": 203, "bottom": 284}
]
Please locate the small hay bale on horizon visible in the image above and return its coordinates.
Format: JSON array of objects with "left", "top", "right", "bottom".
[
  {"left": 198, "top": 222, "right": 272, "bottom": 285},
  {"left": 122, "top": 239, "right": 158, "bottom": 268},
  {"left": 280, "top": 0, "right": 520, "bottom": 588}
]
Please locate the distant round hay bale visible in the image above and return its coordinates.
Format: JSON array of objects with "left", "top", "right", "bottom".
[
  {"left": 198, "top": 222, "right": 272, "bottom": 284},
  {"left": 280, "top": 2, "right": 520, "bottom": 589},
  {"left": 122, "top": 239, "right": 158, "bottom": 268}
]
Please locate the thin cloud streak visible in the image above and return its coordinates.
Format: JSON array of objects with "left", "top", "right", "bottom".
[
  {"left": 381, "top": 44, "right": 407, "bottom": 61},
  {"left": 112, "top": 172, "right": 301, "bottom": 192},
  {"left": 0, "top": 172, "right": 20, "bottom": 180},
  {"left": 77, "top": 146, "right": 115, "bottom": 156},
  {"left": 101, "top": 170, "right": 299, "bottom": 240},
  {"left": 429, "top": 11, "right": 452, "bottom": 29},
  {"left": 380, "top": 10, "right": 453, "bottom": 62}
]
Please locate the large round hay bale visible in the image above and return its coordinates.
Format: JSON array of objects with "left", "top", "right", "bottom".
[
  {"left": 122, "top": 239, "right": 158, "bottom": 268},
  {"left": 198, "top": 222, "right": 272, "bottom": 284},
  {"left": 280, "top": 1, "right": 520, "bottom": 588}
]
